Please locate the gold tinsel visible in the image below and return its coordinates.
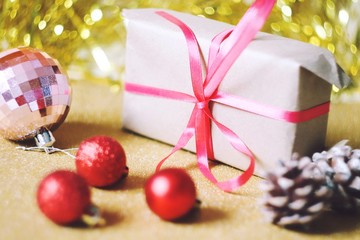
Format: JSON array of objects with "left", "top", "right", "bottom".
[{"left": 0, "top": 0, "right": 359, "bottom": 94}]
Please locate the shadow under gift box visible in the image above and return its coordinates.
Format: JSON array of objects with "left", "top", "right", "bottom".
[{"left": 122, "top": 9, "right": 351, "bottom": 177}]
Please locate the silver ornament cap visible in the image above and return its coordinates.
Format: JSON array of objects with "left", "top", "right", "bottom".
[{"left": 34, "top": 127, "right": 56, "bottom": 148}]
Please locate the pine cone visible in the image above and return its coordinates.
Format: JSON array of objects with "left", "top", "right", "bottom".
[
  {"left": 261, "top": 153, "right": 332, "bottom": 226},
  {"left": 312, "top": 140, "right": 360, "bottom": 211}
]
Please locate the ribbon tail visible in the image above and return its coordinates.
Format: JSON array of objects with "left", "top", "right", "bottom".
[
  {"left": 206, "top": 28, "right": 233, "bottom": 76},
  {"left": 194, "top": 109, "right": 218, "bottom": 184},
  {"left": 203, "top": 108, "right": 256, "bottom": 192},
  {"left": 204, "top": 0, "right": 276, "bottom": 97},
  {"left": 194, "top": 107, "right": 255, "bottom": 192},
  {"left": 206, "top": 101, "right": 215, "bottom": 160},
  {"left": 156, "top": 11, "right": 205, "bottom": 101},
  {"left": 156, "top": 108, "right": 197, "bottom": 172}
]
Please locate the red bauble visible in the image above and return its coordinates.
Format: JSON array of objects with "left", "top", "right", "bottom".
[
  {"left": 37, "top": 170, "right": 91, "bottom": 225},
  {"left": 75, "top": 136, "right": 128, "bottom": 187},
  {"left": 144, "top": 168, "right": 197, "bottom": 220}
]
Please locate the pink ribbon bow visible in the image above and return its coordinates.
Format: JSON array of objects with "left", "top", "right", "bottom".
[{"left": 125, "top": 0, "right": 330, "bottom": 192}]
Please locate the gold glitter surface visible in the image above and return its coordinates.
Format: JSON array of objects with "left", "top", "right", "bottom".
[
  {"left": 0, "top": 81, "right": 360, "bottom": 239},
  {"left": 0, "top": 0, "right": 359, "bottom": 93}
]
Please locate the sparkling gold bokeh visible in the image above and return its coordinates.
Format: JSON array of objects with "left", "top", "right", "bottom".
[{"left": 0, "top": 0, "right": 359, "bottom": 94}]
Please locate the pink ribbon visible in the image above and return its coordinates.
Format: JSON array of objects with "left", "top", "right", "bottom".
[{"left": 125, "top": 0, "right": 330, "bottom": 192}]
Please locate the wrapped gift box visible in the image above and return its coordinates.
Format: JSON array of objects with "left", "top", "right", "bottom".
[{"left": 122, "top": 8, "right": 351, "bottom": 177}]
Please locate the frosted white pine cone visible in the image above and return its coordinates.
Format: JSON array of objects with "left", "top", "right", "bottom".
[
  {"left": 261, "top": 153, "right": 332, "bottom": 226},
  {"left": 312, "top": 140, "right": 360, "bottom": 211}
]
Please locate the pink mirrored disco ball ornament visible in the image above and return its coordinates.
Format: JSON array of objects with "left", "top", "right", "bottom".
[{"left": 0, "top": 47, "right": 71, "bottom": 147}]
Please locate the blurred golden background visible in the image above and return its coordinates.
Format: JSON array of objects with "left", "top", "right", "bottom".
[{"left": 0, "top": 0, "right": 359, "bottom": 98}]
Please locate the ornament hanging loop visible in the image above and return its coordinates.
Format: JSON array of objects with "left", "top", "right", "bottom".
[{"left": 16, "top": 145, "right": 78, "bottom": 158}]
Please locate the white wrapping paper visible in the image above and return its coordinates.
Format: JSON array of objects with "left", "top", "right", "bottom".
[{"left": 122, "top": 9, "right": 351, "bottom": 177}]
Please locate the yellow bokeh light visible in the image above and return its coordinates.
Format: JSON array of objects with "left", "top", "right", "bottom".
[
  {"left": 69, "top": 31, "right": 78, "bottom": 39},
  {"left": 315, "top": 25, "right": 327, "bottom": 39},
  {"left": 55, "top": 0, "right": 64, "bottom": 6},
  {"left": 80, "top": 29, "right": 90, "bottom": 39},
  {"left": 326, "top": 0, "right": 335, "bottom": 10},
  {"left": 84, "top": 14, "right": 94, "bottom": 25},
  {"left": 44, "top": 14, "right": 51, "bottom": 22},
  {"left": 335, "top": 25, "right": 343, "bottom": 36},
  {"left": 23, "top": 33, "right": 31, "bottom": 46},
  {"left": 91, "top": 9, "right": 103, "bottom": 22},
  {"left": 218, "top": 4, "right": 232, "bottom": 16},
  {"left": 38, "top": 20, "right": 47, "bottom": 30},
  {"left": 290, "top": 23, "right": 300, "bottom": 33},
  {"left": 313, "top": 15, "right": 322, "bottom": 25},
  {"left": 338, "top": 9, "right": 349, "bottom": 25},
  {"left": 324, "top": 22, "right": 333, "bottom": 37},
  {"left": 351, "top": 65, "right": 358, "bottom": 76},
  {"left": 191, "top": 6, "right": 202, "bottom": 15},
  {"left": 54, "top": 25, "right": 64, "bottom": 35},
  {"left": 64, "top": 0, "right": 73, "bottom": 9},
  {"left": 303, "top": 25, "right": 313, "bottom": 36},
  {"left": 33, "top": 4, "right": 41, "bottom": 11},
  {"left": 281, "top": 5, "right": 292, "bottom": 17},
  {"left": 271, "top": 23, "right": 281, "bottom": 32},
  {"left": 8, "top": 28, "right": 18, "bottom": 38},
  {"left": 204, "top": 7, "right": 215, "bottom": 15},
  {"left": 10, "top": 10, "right": 17, "bottom": 19},
  {"left": 33, "top": 16, "right": 41, "bottom": 25},
  {"left": 350, "top": 44, "right": 358, "bottom": 54},
  {"left": 327, "top": 43, "right": 335, "bottom": 53},
  {"left": 309, "top": 36, "right": 320, "bottom": 46}
]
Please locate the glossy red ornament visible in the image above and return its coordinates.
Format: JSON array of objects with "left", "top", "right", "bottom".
[
  {"left": 37, "top": 170, "right": 91, "bottom": 225},
  {"left": 144, "top": 168, "right": 197, "bottom": 220},
  {"left": 75, "top": 135, "right": 128, "bottom": 187}
]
